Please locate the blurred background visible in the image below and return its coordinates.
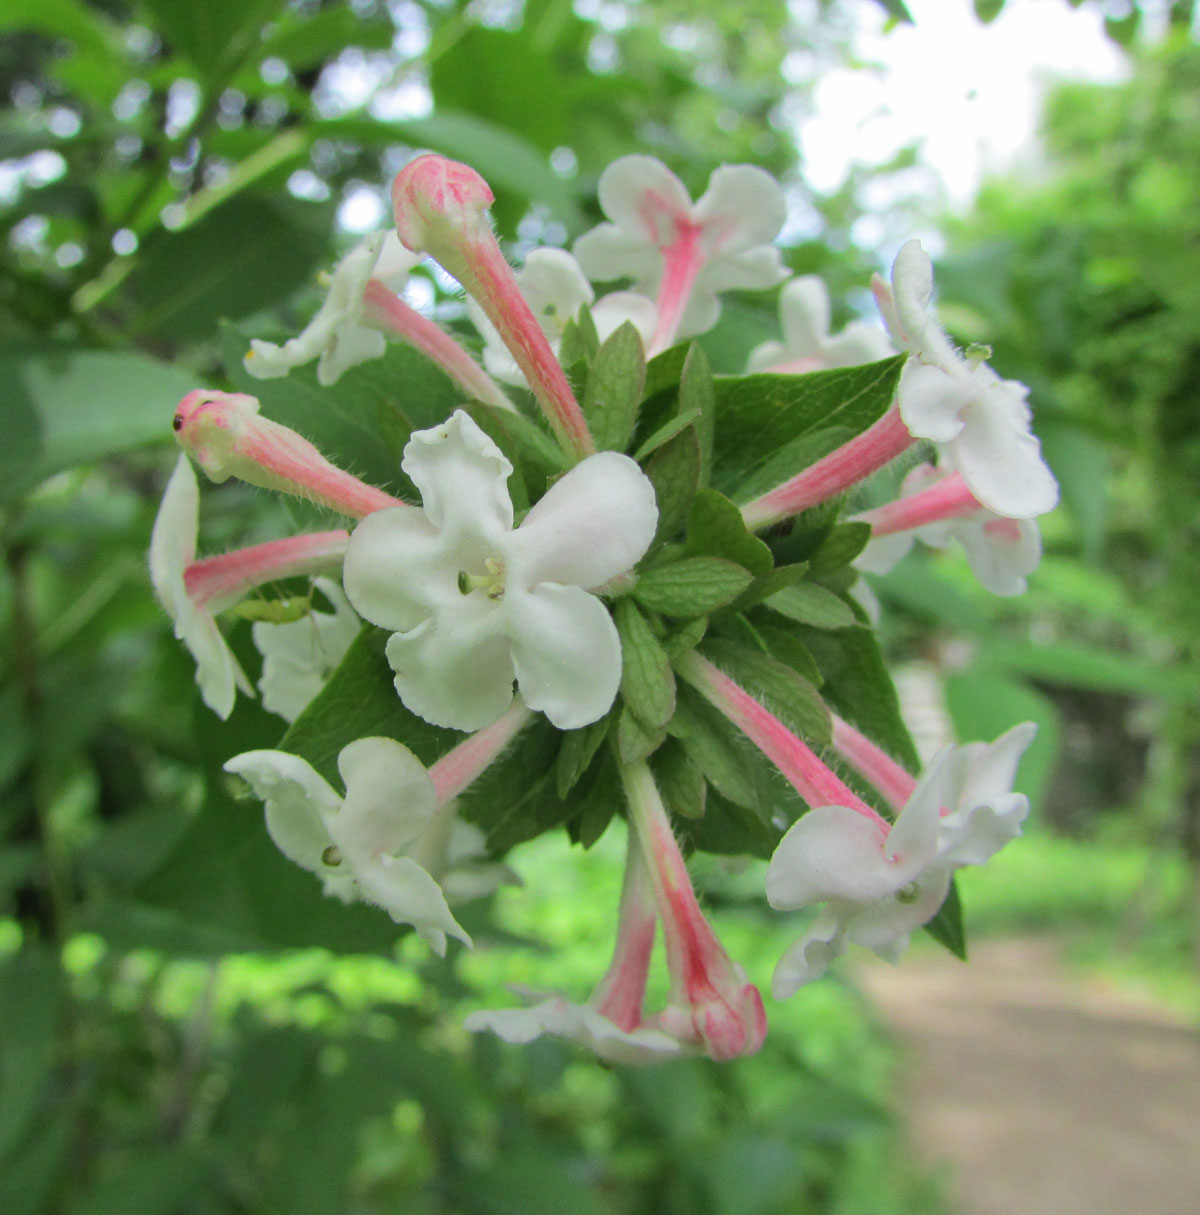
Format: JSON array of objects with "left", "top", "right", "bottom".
[{"left": 2, "top": 0, "right": 1199, "bottom": 1211}]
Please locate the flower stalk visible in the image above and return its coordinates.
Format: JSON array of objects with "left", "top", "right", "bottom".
[
  {"left": 391, "top": 156, "right": 595, "bottom": 461},
  {"left": 739, "top": 405, "right": 915, "bottom": 531},
  {"left": 850, "top": 470, "right": 982, "bottom": 537},
  {"left": 174, "top": 391, "right": 405, "bottom": 518}
]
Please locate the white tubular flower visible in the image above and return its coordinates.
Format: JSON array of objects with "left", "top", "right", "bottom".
[
  {"left": 251, "top": 578, "right": 361, "bottom": 723},
  {"left": 873, "top": 240, "right": 1058, "bottom": 519},
  {"left": 467, "top": 248, "right": 656, "bottom": 386},
  {"left": 225, "top": 737, "right": 470, "bottom": 955},
  {"left": 748, "top": 275, "right": 892, "bottom": 374},
  {"left": 149, "top": 455, "right": 252, "bottom": 720},
  {"left": 244, "top": 231, "right": 422, "bottom": 386},
  {"left": 936, "top": 722, "right": 1035, "bottom": 866},
  {"left": 342, "top": 409, "right": 657, "bottom": 732},
  {"left": 464, "top": 990, "right": 685, "bottom": 1066},
  {"left": 855, "top": 463, "right": 1044, "bottom": 596},
  {"left": 572, "top": 155, "right": 788, "bottom": 346},
  {"left": 765, "top": 749, "right": 955, "bottom": 998}
]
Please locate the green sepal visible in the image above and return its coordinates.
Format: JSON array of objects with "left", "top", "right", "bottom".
[
  {"left": 645, "top": 425, "right": 702, "bottom": 547},
  {"left": 615, "top": 600, "right": 676, "bottom": 729},
  {"left": 684, "top": 488, "right": 773, "bottom": 576},
  {"left": 677, "top": 343, "right": 715, "bottom": 486},
  {"left": 632, "top": 556, "right": 754, "bottom": 618},
  {"left": 807, "top": 521, "right": 873, "bottom": 577},
  {"left": 583, "top": 320, "right": 646, "bottom": 452},
  {"left": 617, "top": 707, "right": 666, "bottom": 764},
  {"left": 651, "top": 738, "right": 707, "bottom": 821},
  {"left": 698, "top": 637, "right": 831, "bottom": 746},
  {"left": 554, "top": 713, "right": 612, "bottom": 798},
  {"left": 924, "top": 878, "right": 967, "bottom": 960},
  {"left": 764, "top": 582, "right": 857, "bottom": 631}
]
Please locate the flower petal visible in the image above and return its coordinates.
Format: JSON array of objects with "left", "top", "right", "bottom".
[
  {"left": 464, "top": 995, "right": 684, "bottom": 1065},
  {"left": 224, "top": 749, "right": 341, "bottom": 874},
  {"left": 342, "top": 506, "right": 457, "bottom": 633},
  {"left": 402, "top": 410, "right": 514, "bottom": 559},
  {"left": 897, "top": 360, "right": 973, "bottom": 442},
  {"left": 572, "top": 223, "right": 660, "bottom": 286},
  {"left": 778, "top": 276, "right": 833, "bottom": 361},
  {"left": 596, "top": 154, "right": 693, "bottom": 246},
  {"left": 889, "top": 239, "right": 962, "bottom": 370},
  {"left": 351, "top": 854, "right": 470, "bottom": 955},
  {"left": 507, "top": 451, "right": 658, "bottom": 590},
  {"left": 592, "top": 292, "right": 658, "bottom": 347},
  {"left": 771, "top": 911, "right": 847, "bottom": 998},
  {"left": 506, "top": 584, "right": 622, "bottom": 729},
  {"left": 948, "top": 386, "right": 1059, "bottom": 518},
  {"left": 693, "top": 164, "right": 787, "bottom": 255},
  {"left": 333, "top": 736, "right": 438, "bottom": 856},
  {"left": 385, "top": 599, "right": 516, "bottom": 731},
  {"left": 766, "top": 806, "right": 903, "bottom": 910},
  {"left": 845, "top": 862, "right": 952, "bottom": 951},
  {"left": 181, "top": 603, "right": 252, "bottom": 720},
  {"left": 955, "top": 515, "right": 1041, "bottom": 596},
  {"left": 854, "top": 531, "right": 915, "bottom": 576},
  {"left": 149, "top": 455, "right": 199, "bottom": 616}
]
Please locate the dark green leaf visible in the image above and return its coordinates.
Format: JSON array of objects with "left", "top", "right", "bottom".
[
  {"left": 764, "top": 582, "right": 857, "bottom": 631},
  {"left": 755, "top": 626, "right": 824, "bottom": 687},
  {"left": 651, "top": 739, "right": 707, "bottom": 820},
  {"left": 615, "top": 600, "right": 676, "bottom": 729},
  {"left": 678, "top": 343, "right": 716, "bottom": 485},
  {"left": 699, "top": 638, "right": 831, "bottom": 746},
  {"left": 583, "top": 321, "right": 645, "bottom": 452},
  {"left": 645, "top": 425, "right": 702, "bottom": 546},
  {"left": 726, "top": 562, "right": 809, "bottom": 613},
  {"left": 0, "top": 344, "right": 197, "bottom": 503},
  {"left": 633, "top": 557, "right": 753, "bottom": 617},
  {"left": 684, "top": 488, "right": 773, "bottom": 576},
  {"left": 0, "top": 947, "right": 62, "bottom": 1160},
  {"left": 710, "top": 357, "right": 904, "bottom": 499},
  {"left": 617, "top": 707, "right": 666, "bottom": 764},
  {"left": 141, "top": 0, "right": 286, "bottom": 75},
  {"left": 669, "top": 689, "right": 764, "bottom": 811},
  {"left": 555, "top": 715, "right": 611, "bottom": 798},
  {"left": 662, "top": 616, "right": 708, "bottom": 660},
  {"left": 924, "top": 879, "right": 967, "bottom": 959},
  {"left": 632, "top": 408, "right": 701, "bottom": 462},
  {"left": 558, "top": 305, "right": 600, "bottom": 376},
  {"left": 807, "top": 522, "right": 873, "bottom": 576}
]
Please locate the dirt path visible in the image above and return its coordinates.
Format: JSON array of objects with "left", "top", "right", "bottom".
[{"left": 855, "top": 938, "right": 1200, "bottom": 1215}]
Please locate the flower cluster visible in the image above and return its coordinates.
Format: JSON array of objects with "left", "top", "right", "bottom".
[{"left": 149, "top": 150, "right": 1054, "bottom": 1064}]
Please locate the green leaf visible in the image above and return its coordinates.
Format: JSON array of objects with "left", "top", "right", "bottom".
[
  {"left": 651, "top": 739, "right": 707, "bottom": 820},
  {"left": 0, "top": 344, "right": 198, "bottom": 503},
  {"left": 669, "top": 690, "right": 763, "bottom": 811},
  {"left": 569, "top": 754, "right": 621, "bottom": 848},
  {"left": 924, "top": 879, "right": 967, "bottom": 960},
  {"left": 684, "top": 489, "right": 774, "bottom": 576},
  {"left": 755, "top": 626, "right": 824, "bottom": 687},
  {"left": 681, "top": 787, "right": 778, "bottom": 859},
  {"left": 140, "top": 0, "right": 286, "bottom": 76},
  {"left": 973, "top": 0, "right": 1004, "bottom": 21},
  {"left": 792, "top": 626, "right": 921, "bottom": 771},
  {"left": 699, "top": 639, "right": 831, "bottom": 746},
  {"left": 662, "top": 617, "right": 709, "bottom": 661},
  {"left": 979, "top": 639, "right": 1194, "bottom": 701},
  {"left": 764, "top": 582, "right": 857, "bottom": 631},
  {"left": 555, "top": 715, "right": 611, "bottom": 798},
  {"left": 632, "top": 407, "right": 702, "bottom": 462},
  {"left": 583, "top": 321, "right": 645, "bottom": 452},
  {"left": 727, "top": 562, "right": 809, "bottom": 613},
  {"left": 807, "top": 522, "right": 873, "bottom": 576},
  {"left": 678, "top": 343, "right": 716, "bottom": 485},
  {"left": 132, "top": 194, "right": 331, "bottom": 340},
  {"left": 710, "top": 356, "right": 904, "bottom": 499},
  {"left": 615, "top": 600, "right": 676, "bottom": 729},
  {"left": 633, "top": 557, "right": 754, "bottom": 617},
  {"left": 558, "top": 305, "right": 600, "bottom": 377},
  {"left": 0, "top": 947, "right": 62, "bottom": 1160},
  {"left": 730, "top": 425, "right": 854, "bottom": 506},
  {"left": 617, "top": 707, "right": 666, "bottom": 764},
  {"left": 873, "top": 0, "right": 915, "bottom": 21},
  {"left": 645, "top": 425, "right": 702, "bottom": 546}
]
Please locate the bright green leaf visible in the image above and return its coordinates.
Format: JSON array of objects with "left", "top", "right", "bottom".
[
  {"left": 633, "top": 557, "right": 754, "bottom": 617},
  {"left": 615, "top": 600, "right": 677, "bottom": 729}
]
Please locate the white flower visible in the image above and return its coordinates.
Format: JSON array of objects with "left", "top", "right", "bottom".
[
  {"left": 435, "top": 821, "right": 520, "bottom": 904},
  {"left": 573, "top": 155, "right": 788, "bottom": 339},
  {"left": 467, "top": 248, "right": 656, "bottom": 387},
  {"left": 244, "top": 231, "right": 422, "bottom": 386},
  {"left": 342, "top": 409, "right": 657, "bottom": 731},
  {"left": 464, "top": 989, "right": 685, "bottom": 1066},
  {"left": 874, "top": 240, "right": 1058, "bottom": 519},
  {"left": 936, "top": 722, "right": 1035, "bottom": 866},
  {"left": 748, "top": 275, "right": 892, "bottom": 373},
  {"left": 225, "top": 737, "right": 470, "bottom": 955},
  {"left": 149, "top": 455, "right": 252, "bottom": 720},
  {"left": 855, "top": 464, "right": 1043, "bottom": 596},
  {"left": 766, "top": 724, "right": 1036, "bottom": 995},
  {"left": 766, "top": 752, "right": 954, "bottom": 998},
  {"left": 251, "top": 578, "right": 361, "bottom": 723}
]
